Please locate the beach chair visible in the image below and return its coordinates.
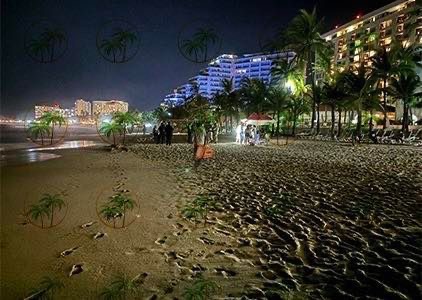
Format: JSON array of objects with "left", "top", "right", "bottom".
[{"left": 404, "top": 128, "right": 421, "bottom": 144}]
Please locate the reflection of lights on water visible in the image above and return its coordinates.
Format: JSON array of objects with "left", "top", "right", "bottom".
[{"left": 27, "top": 140, "right": 103, "bottom": 152}]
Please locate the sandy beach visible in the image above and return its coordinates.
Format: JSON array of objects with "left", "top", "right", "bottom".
[{"left": 1, "top": 141, "right": 422, "bottom": 299}]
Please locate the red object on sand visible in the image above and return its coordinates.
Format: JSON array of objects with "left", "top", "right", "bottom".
[{"left": 195, "top": 145, "right": 214, "bottom": 160}]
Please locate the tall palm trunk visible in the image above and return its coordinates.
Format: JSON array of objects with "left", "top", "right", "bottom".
[
  {"left": 402, "top": 100, "right": 409, "bottom": 135},
  {"left": 369, "top": 111, "right": 374, "bottom": 133},
  {"left": 382, "top": 77, "right": 388, "bottom": 129},
  {"left": 337, "top": 109, "right": 342, "bottom": 137},
  {"left": 50, "top": 206, "right": 54, "bottom": 226},
  {"left": 292, "top": 113, "right": 298, "bottom": 136},
  {"left": 356, "top": 101, "right": 362, "bottom": 138},
  {"left": 316, "top": 102, "right": 321, "bottom": 134},
  {"left": 330, "top": 105, "right": 335, "bottom": 139},
  {"left": 41, "top": 216, "right": 44, "bottom": 228},
  {"left": 276, "top": 110, "right": 280, "bottom": 145},
  {"left": 112, "top": 132, "right": 116, "bottom": 145},
  {"left": 50, "top": 124, "right": 55, "bottom": 145}
]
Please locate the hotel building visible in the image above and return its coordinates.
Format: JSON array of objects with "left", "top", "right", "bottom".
[
  {"left": 34, "top": 104, "right": 75, "bottom": 119},
  {"left": 74, "top": 99, "right": 92, "bottom": 117},
  {"left": 322, "top": 0, "right": 420, "bottom": 72},
  {"left": 92, "top": 100, "right": 129, "bottom": 116},
  {"left": 163, "top": 51, "right": 294, "bottom": 107},
  {"left": 319, "top": 0, "right": 421, "bottom": 121}
]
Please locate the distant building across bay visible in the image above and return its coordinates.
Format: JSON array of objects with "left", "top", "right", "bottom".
[{"left": 162, "top": 51, "right": 294, "bottom": 107}]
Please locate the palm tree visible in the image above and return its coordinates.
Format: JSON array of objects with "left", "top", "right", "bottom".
[
  {"left": 193, "top": 27, "right": 219, "bottom": 61},
  {"left": 39, "top": 111, "right": 65, "bottom": 145},
  {"left": 281, "top": 7, "right": 329, "bottom": 128},
  {"left": 182, "top": 202, "right": 204, "bottom": 227},
  {"left": 100, "top": 37, "right": 123, "bottom": 63},
  {"left": 387, "top": 72, "right": 421, "bottom": 135},
  {"left": 28, "top": 121, "right": 50, "bottom": 145},
  {"left": 28, "top": 203, "right": 50, "bottom": 228},
  {"left": 370, "top": 46, "right": 395, "bottom": 129},
  {"left": 181, "top": 38, "right": 204, "bottom": 62},
  {"left": 267, "top": 86, "right": 289, "bottom": 144},
  {"left": 41, "top": 28, "right": 66, "bottom": 62},
  {"left": 100, "top": 121, "right": 123, "bottom": 146},
  {"left": 110, "top": 193, "right": 136, "bottom": 228},
  {"left": 100, "top": 204, "right": 122, "bottom": 228},
  {"left": 26, "top": 276, "right": 64, "bottom": 300},
  {"left": 193, "top": 196, "right": 218, "bottom": 226},
  {"left": 153, "top": 106, "right": 170, "bottom": 122},
  {"left": 286, "top": 96, "right": 311, "bottom": 136},
  {"left": 40, "top": 193, "right": 65, "bottom": 227},
  {"left": 112, "top": 28, "right": 137, "bottom": 62},
  {"left": 343, "top": 63, "right": 374, "bottom": 138},
  {"left": 100, "top": 274, "right": 139, "bottom": 300},
  {"left": 321, "top": 74, "right": 348, "bottom": 139},
  {"left": 183, "top": 277, "right": 219, "bottom": 300},
  {"left": 112, "top": 111, "right": 141, "bottom": 145},
  {"left": 240, "top": 78, "right": 269, "bottom": 115},
  {"left": 27, "top": 38, "right": 50, "bottom": 63}
]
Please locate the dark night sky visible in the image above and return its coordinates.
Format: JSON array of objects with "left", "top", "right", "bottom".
[{"left": 1, "top": 0, "right": 393, "bottom": 117}]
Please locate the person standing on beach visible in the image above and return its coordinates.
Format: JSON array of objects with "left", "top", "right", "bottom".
[
  {"left": 142, "top": 124, "right": 147, "bottom": 135},
  {"left": 158, "top": 122, "right": 165, "bottom": 144},
  {"left": 153, "top": 125, "right": 159, "bottom": 144},
  {"left": 165, "top": 121, "right": 174, "bottom": 145}
]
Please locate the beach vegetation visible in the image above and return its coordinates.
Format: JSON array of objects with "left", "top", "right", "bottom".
[
  {"left": 183, "top": 277, "right": 219, "bottom": 300},
  {"left": 25, "top": 276, "right": 64, "bottom": 300},
  {"left": 100, "top": 273, "right": 140, "bottom": 300}
]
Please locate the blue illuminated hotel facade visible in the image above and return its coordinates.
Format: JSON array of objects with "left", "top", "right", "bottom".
[{"left": 163, "top": 51, "right": 294, "bottom": 107}]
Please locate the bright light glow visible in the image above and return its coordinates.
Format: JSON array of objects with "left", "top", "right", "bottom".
[
  {"left": 356, "top": 15, "right": 361, "bottom": 19},
  {"left": 145, "top": 123, "right": 152, "bottom": 128},
  {"left": 285, "top": 79, "right": 296, "bottom": 94}
]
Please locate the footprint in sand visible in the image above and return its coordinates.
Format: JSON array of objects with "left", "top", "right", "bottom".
[
  {"left": 155, "top": 236, "right": 168, "bottom": 245},
  {"left": 69, "top": 263, "right": 84, "bottom": 277},
  {"left": 93, "top": 232, "right": 107, "bottom": 240},
  {"left": 60, "top": 246, "right": 79, "bottom": 257}
]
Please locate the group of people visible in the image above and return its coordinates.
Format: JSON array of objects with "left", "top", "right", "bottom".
[
  {"left": 236, "top": 124, "right": 269, "bottom": 145},
  {"left": 152, "top": 122, "right": 174, "bottom": 145}
]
